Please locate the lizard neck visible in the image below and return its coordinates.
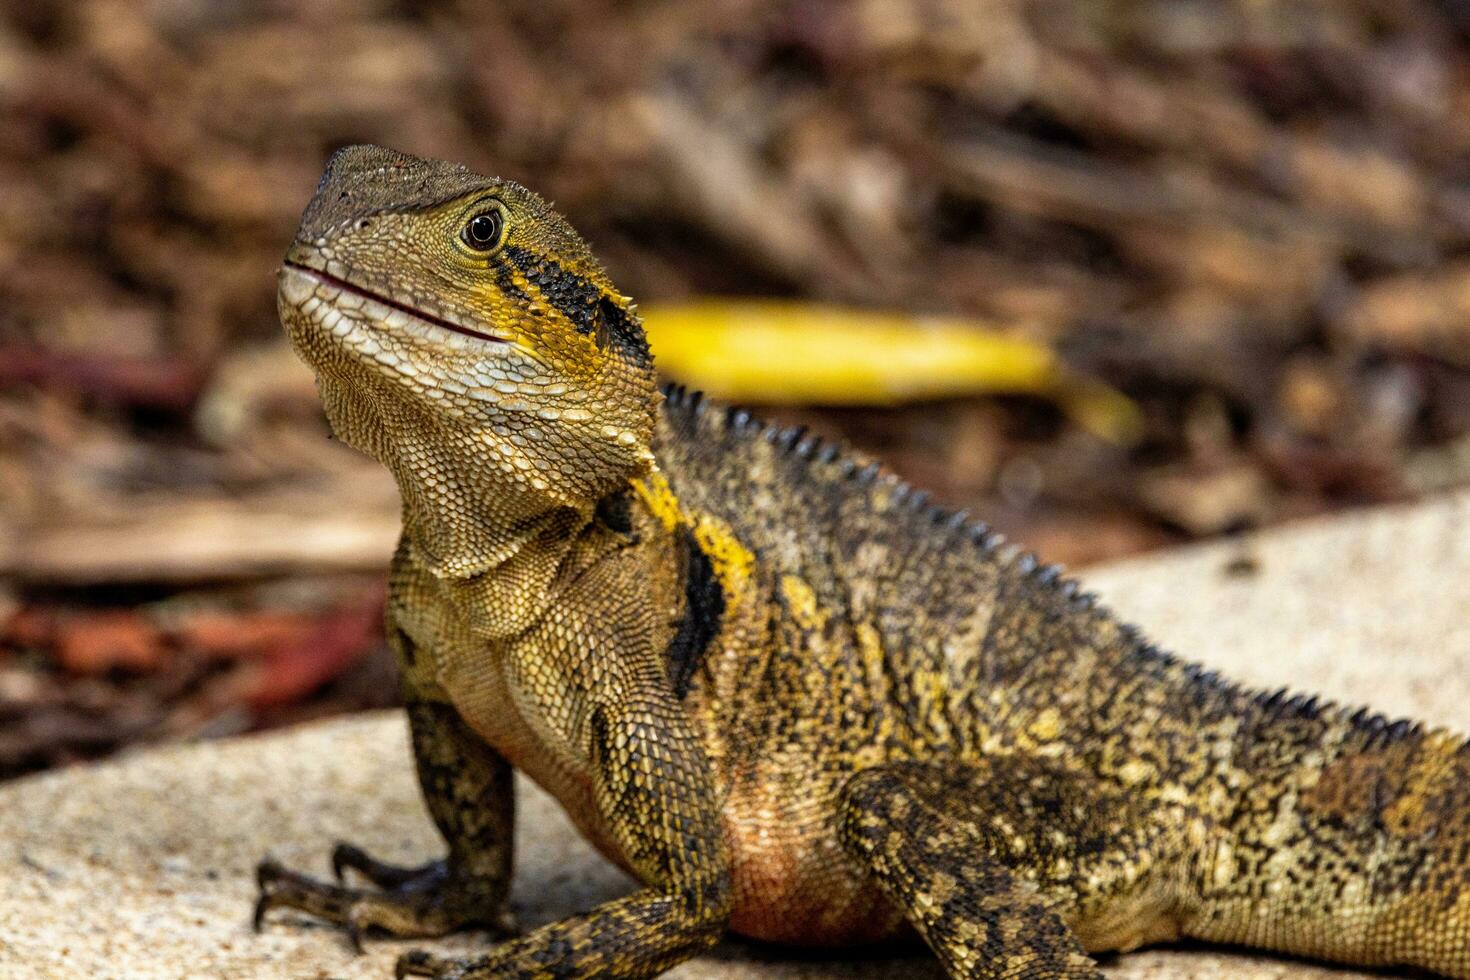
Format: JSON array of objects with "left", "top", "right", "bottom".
[
  {"left": 391, "top": 453, "right": 602, "bottom": 640},
  {"left": 381, "top": 427, "right": 596, "bottom": 582}
]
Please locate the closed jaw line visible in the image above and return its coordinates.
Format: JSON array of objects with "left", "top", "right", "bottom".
[{"left": 280, "top": 260, "right": 511, "bottom": 348}]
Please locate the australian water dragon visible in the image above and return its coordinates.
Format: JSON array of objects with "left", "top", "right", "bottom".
[{"left": 255, "top": 144, "right": 1470, "bottom": 978}]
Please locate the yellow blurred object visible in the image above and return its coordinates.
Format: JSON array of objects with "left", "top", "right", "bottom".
[{"left": 641, "top": 300, "right": 1143, "bottom": 444}]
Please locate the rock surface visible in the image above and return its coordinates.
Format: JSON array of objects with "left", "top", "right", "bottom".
[{"left": 2, "top": 492, "right": 1466, "bottom": 979}]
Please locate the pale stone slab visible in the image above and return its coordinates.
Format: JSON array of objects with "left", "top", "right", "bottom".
[{"left": 2, "top": 492, "right": 1465, "bottom": 979}]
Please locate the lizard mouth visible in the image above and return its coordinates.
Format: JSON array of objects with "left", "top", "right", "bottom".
[{"left": 281, "top": 260, "right": 511, "bottom": 347}]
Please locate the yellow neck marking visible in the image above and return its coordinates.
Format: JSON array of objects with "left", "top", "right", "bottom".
[{"left": 632, "top": 469, "right": 754, "bottom": 596}]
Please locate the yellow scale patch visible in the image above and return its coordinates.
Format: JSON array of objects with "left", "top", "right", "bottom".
[
  {"left": 779, "top": 574, "right": 827, "bottom": 632},
  {"left": 1382, "top": 729, "right": 1463, "bottom": 837},
  {"left": 632, "top": 469, "right": 754, "bottom": 597}
]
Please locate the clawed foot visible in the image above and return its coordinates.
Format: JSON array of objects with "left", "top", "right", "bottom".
[{"left": 253, "top": 842, "right": 514, "bottom": 952}]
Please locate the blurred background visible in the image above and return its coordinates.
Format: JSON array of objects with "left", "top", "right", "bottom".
[{"left": 2, "top": 0, "right": 1468, "bottom": 780}]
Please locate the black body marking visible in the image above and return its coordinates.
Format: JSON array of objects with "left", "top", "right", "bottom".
[
  {"left": 503, "top": 245, "right": 653, "bottom": 367},
  {"left": 597, "top": 296, "right": 653, "bottom": 367},
  {"left": 666, "top": 526, "right": 725, "bottom": 699}
]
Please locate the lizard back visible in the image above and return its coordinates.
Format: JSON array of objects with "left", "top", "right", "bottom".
[{"left": 650, "top": 384, "right": 1470, "bottom": 968}]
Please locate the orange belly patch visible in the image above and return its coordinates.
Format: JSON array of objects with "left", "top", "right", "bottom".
[{"left": 721, "top": 793, "right": 906, "bottom": 945}]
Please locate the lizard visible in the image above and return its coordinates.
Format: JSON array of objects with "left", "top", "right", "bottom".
[{"left": 255, "top": 143, "right": 1470, "bottom": 979}]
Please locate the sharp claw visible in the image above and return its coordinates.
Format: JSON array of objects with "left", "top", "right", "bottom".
[
  {"left": 345, "top": 917, "right": 365, "bottom": 955},
  {"left": 251, "top": 893, "right": 272, "bottom": 933}
]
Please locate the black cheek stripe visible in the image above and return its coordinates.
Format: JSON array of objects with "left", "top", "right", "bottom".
[
  {"left": 504, "top": 245, "right": 653, "bottom": 367},
  {"left": 505, "top": 245, "right": 601, "bottom": 338}
]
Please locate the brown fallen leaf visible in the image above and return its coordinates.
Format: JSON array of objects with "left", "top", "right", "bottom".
[
  {"left": 229, "top": 588, "right": 385, "bottom": 711},
  {"left": 54, "top": 611, "right": 166, "bottom": 675}
]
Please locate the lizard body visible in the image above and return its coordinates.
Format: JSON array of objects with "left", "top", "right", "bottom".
[{"left": 257, "top": 145, "right": 1470, "bottom": 979}]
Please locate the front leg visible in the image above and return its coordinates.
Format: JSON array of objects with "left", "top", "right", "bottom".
[
  {"left": 255, "top": 698, "right": 516, "bottom": 948},
  {"left": 399, "top": 689, "right": 731, "bottom": 979}
]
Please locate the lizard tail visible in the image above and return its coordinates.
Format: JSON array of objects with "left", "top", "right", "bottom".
[{"left": 1184, "top": 699, "right": 1470, "bottom": 977}]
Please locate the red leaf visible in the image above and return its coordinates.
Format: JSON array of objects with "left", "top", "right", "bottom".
[{"left": 240, "top": 589, "right": 385, "bottom": 710}]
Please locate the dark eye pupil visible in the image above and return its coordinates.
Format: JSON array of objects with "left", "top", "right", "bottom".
[{"left": 465, "top": 212, "right": 501, "bottom": 249}]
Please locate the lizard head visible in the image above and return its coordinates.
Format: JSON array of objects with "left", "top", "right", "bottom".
[{"left": 277, "top": 144, "right": 657, "bottom": 507}]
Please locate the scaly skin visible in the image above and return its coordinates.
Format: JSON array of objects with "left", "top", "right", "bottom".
[{"left": 255, "top": 144, "right": 1470, "bottom": 979}]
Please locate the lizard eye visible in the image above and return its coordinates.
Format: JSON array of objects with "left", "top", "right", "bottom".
[{"left": 462, "top": 210, "right": 504, "bottom": 251}]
